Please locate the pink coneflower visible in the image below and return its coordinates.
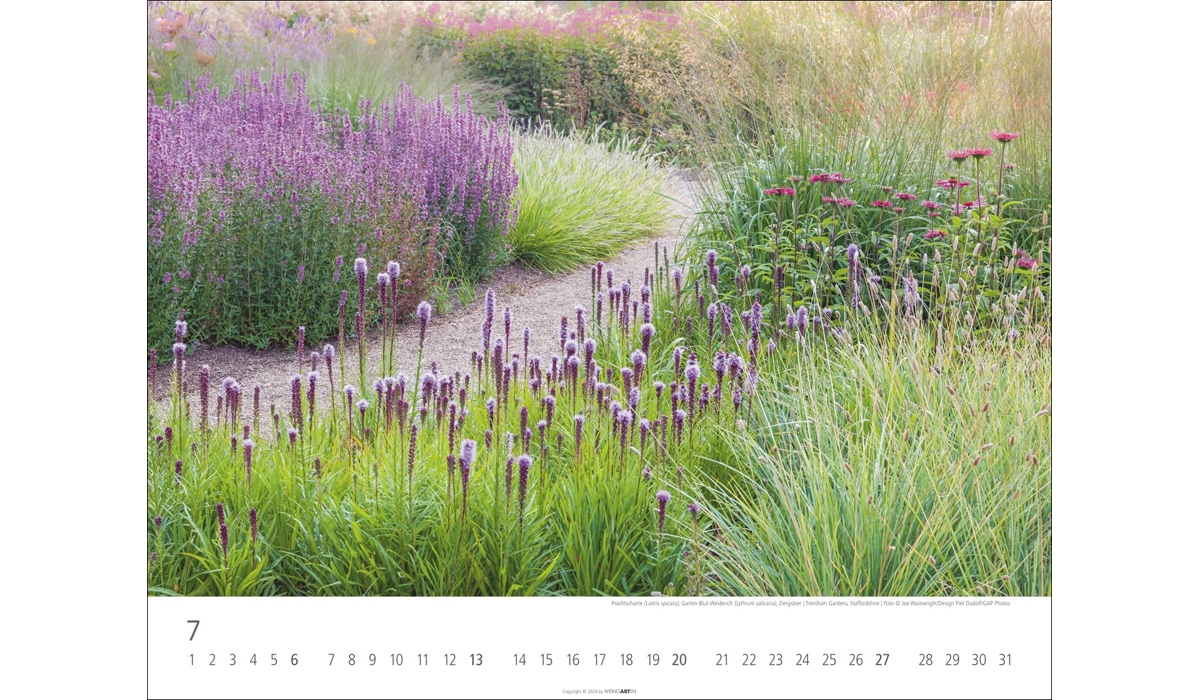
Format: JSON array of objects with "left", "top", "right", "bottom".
[
  {"left": 809, "top": 173, "right": 831, "bottom": 184},
  {"left": 830, "top": 173, "right": 853, "bottom": 184},
  {"left": 836, "top": 197, "right": 856, "bottom": 208},
  {"left": 969, "top": 147, "right": 993, "bottom": 158},
  {"left": 895, "top": 192, "right": 917, "bottom": 201},
  {"left": 990, "top": 130, "right": 1020, "bottom": 143},
  {"left": 821, "top": 195, "right": 836, "bottom": 204},
  {"left": 763, "top": 187, "right": 795, "bottom": 196},
  {"left": 947, "top": 149, "right": 972, "bottom": 163},
  {"left": 870, "top": 200, "right": 892, "bottom": 208},
  {"left": 1016, "top": 256, "right": 1038, "bottom": 270},
  {"left": 924, "top": 229, "right": 947, "bottom": 240},
  {"left": 935, "top": 179, "right": 970, "bottom": 190}
]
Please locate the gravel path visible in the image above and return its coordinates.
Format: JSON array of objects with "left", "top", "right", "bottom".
[{"left": 153, "top": 173, "right": 702, "bottom": 415}]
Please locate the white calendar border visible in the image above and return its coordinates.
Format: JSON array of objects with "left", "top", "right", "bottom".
[
  {"left": 9, "top": 3, "right": 1200, "bottom": 699},
  {"left": 148, "top": 596, "right": 1051, "bottom": 699}
]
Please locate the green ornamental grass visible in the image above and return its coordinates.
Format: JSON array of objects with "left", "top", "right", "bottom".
[{"left": 510, "top": 128, "right": 671, "bottom": 273}]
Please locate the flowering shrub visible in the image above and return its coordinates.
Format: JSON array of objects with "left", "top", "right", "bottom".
[{"left": 148, "top": 71, "right": 518, "bottom": 350}]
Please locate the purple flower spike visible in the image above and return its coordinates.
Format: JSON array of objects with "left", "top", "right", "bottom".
[
  {"left": 387, "top": 260, "right": 400, "bottom": 284},
  {"left": 354, "top": 257, "right": 368, "bottom": 278},
  {"left": 460, "top": 439, "right": 477, "bottom": 512},
  {"left": 215, "top": 502, "right": 226, "bottom": 526},
  {"left": 505, "top": 455, "right": 514, "bottom": 501},
  {"left": 154, "top": 515, "right": 163, "bottom": 529},
  {"left": 656, "top": 490, "right": 671, "bottom": 533},
  {"left": 640, "top": 323, "right": 655, "bottom": 356},
  {"left": 517, "top": 454, "right": 533, "bottom": 520},
  {"left": 175, "top": 319, "right": 187, "bottom": 342},
  {"left": 243, "top": 438, "right": 254, "bottom": 485},
  {"left": 642, "top": 465, "right": 652, "bottom": 481},
  {"left": 287, "top": 427, "right": 298, "bottom": 447},
  {"left": 249, "top": 507, "right": 258, "bottom": 543},
  {"left": 219, "top": 522, "right": 228, "bottom": 558},
  {"left": 687, "top": 502, "right": 700, "bottom": 521},
  {"left": 175, "top": 460, "right": 182, "bottom": 483}
]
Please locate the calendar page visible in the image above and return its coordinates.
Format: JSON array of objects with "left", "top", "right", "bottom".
[{"left": 144, "top": 2, "right": 1052, "bottom": 698}]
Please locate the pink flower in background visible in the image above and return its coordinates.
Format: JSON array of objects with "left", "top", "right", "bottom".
[
  {"left": 936, "top": 179, "right": 970, "bottom": 190},
  {"left": 870, "top": 200, "right": 892, "bottom": 208},
  {"left": 1017, "top": 256, "right": 1037, "bottom": 269},
  {"left": 922, "top": 201, "right": 942, "bottom": 211},
  {"left": 969, "top": 147, "right": 993, "bottom": 158},
  {"left": 924, "top": 229, "right": 947, "bottom": 240},
  {"left": 895, "top": 192, "right": 917, "bottom": 201},
  {"left": 947, "top": 149, "right": 971, "bottom": 163},
  {"left": 836, "top": 197, "right": 856, "bottom": 208},
  {"left": 161, "top": 42, "right": 176, "bottom": 51},
  {"left": 990, "top": 130, "right": 1020, "bottom": 143}
]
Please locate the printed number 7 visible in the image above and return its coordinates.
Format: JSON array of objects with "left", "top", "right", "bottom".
[{"left": 187, "top": 621, "right": 200, "bottom": 641}]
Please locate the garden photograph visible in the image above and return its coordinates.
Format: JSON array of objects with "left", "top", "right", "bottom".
[{"left": 146, "top": 0, "right": 1052, "bottom": 597}]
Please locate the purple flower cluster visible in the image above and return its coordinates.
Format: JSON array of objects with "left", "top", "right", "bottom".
[{"left": 147, "top": 71, "right": 518, "bottom": 348}]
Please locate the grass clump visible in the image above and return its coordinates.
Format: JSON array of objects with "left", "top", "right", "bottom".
[
  {"left": 510, "top": 128, "right": 671, "bottom": 273},
  {"left": 700, "top": 331, "right": 1051, "bottom": 596}
]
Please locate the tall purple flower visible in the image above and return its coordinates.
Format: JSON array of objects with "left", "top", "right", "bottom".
[
  {"left": 685, "top": 361, "right": 700, "bottom": 419},
  {"left": 460, "top": 439, "right": 477, "bottom": 514},
  {"left": 574, "top": 414, "right": 585, "bottom": 458},
  {"left": 243, "top": 438, "right": 254, "bottom": 485},
  {"left": 505, "top": 455, "right": 515, "bottom": 503},
  {"left": 517, "top": 454, "right": 533, "bottom": 526},
  {"left": 640, "top": 323, "right": 655, "bottom": 357},
  {"left": 656, "top": 490, "right": 671, "bottom": 533},
  {"left": 289, "top": 374, "right": 303, "bottom": 428},
  {"left": 171, "top": 342, "right": 186, "bottom": 396},
  {"left": 354, "top": 257, "right": 368, "bottom": 309},
  {"left": 307, "top": 371, "right": 318, "bottom": 424},
  {"left": 376, "top": 272, "right": 389, "bottom": 312},
  {"left": 215, "top": 502, "right": 227, "bottom": 557},
  {"left": 249, "top": 507, "right": 258, "bottom": 544},
  {"left": 416, "top": 301, "right": 432, "bottom": 346},
  {"left": 631, "top": 349, "right": 647, "bottom": 385}
]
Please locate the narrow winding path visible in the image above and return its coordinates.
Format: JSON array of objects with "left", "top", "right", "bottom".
[{"left": 154, "top": 173, "right": 703, "bottom": 415}]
